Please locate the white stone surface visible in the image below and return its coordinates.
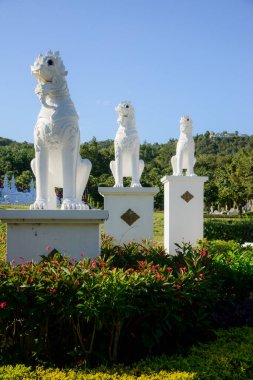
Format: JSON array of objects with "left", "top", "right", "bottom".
[
  {"left": 30, "top": 51, "right": 91, "bottom": 210},
  {"left": 110, "top": 101, "right": 144, "bottom": 187},
  {"left": 0, "top": 210, "right": 108, "bottom": 263},
  {"left": 171, "top": 116, "right": 196, "bottom": 176},
  {"left": 161, "top": 176, "right": 208, "bottom": 255},
  {"left": 98, "top": 187, "right": 159, "bottom": 244}
]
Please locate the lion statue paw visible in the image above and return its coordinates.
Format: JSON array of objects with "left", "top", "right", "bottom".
[
  {"left": 61, "top": 199, "right": 89, "bottom": 210},
  {"left": 130, "top": 182, "right": 142, "bottom": 188},
  {"left": 114, "top": 182, "right": 124, "bottom": 188},
  {"left": 30, "top": 199, "right": 47, "bottom": 210}
]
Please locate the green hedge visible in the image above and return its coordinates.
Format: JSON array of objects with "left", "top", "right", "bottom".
[
  {"left": 133, "top": 327, "right": 253, "bottom": 380},
  {"left": 0, "top": 366, "right": 195, "bottom": 379},
  {"left": 204, "top": 218, "right": 253, "bottom": 242},
  {"left": 0, "top": 240, "right": 252, "bottom": 367},
  {"left": 0, "top": 327, "right": 252, "bottom": 379}
]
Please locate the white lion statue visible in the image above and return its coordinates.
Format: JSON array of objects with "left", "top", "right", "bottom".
[
  {"left": 110, "top": 101, "right": 144, "bottom": 187},
  {"left": 171, "top": 115, "right": 196, "bottom": 176},
  {"left": 30, "top": 51, "right": 92, "bottom": 210}
]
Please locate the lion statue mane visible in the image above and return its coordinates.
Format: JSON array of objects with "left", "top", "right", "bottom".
[
  {"left": 110, "top": 101, "right": 144, "bottom": 187},
  {"left": 171, "top": 115, "right": 196, "bottom": 176},
  {"left": 30, "top": 50, "right": 91, "bottom": 210}
]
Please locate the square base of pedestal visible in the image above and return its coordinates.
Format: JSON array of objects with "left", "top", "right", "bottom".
[
  {"left": 0, "top": 210, "right": 108, "bottom": 263},
  {"left": 98, "top": 187, "right": 159, "bottom": 245},
  {"left": 161, "top": 176, "right": 208, "bottom": 255}
]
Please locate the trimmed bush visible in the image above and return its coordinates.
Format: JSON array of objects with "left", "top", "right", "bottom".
[
  {"left": 0, "top": 327, "right": 252, "bottom": 379},
  {"left": 0, "top": 224, "right": 6, "bottom": 261},
  {"left": 133, "top": 327, "right": 253, "bottom": 380},
  {"left": 204, "top": 218, "right": 253, "bottom": 242},
  {"left": 0, "top": 245, "right": 214, "bottom": 366},
  {"left": 0, "top": 240, "right": 252, "bottom": 367},
  {"left": 0, "top": 365, "right": 195, "bottom": 379},
  {"left": 208, "top": 240, "right": 253, "bottom": 299}
]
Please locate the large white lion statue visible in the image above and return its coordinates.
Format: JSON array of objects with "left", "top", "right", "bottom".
[
  {"left": 171, "top": 115, "right": 196, "bottom": 176},
  {"left": 30, "top": 51, "right": 92, "bottom": 210},
  {"left": 110, "top": 101, "right": 144, "bottom": 187}
]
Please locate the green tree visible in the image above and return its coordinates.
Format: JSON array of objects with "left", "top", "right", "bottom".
[{"left": 15, "top": 170, "right": 32, "bottom": 191}]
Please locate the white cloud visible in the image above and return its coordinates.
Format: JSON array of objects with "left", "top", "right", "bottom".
[{"left": 96, "top": 99, "right": 111, "bottom": 106}]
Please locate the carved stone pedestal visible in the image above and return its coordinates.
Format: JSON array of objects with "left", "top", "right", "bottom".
[
  {"left": 0, "top": 210, "right": 108, "bottom": 263},
  {"left": 98, "top": 187, "right": 159, "bottom": 244},
  {"left": 161, "top": 176, "right": 208, "bottom": 255}
]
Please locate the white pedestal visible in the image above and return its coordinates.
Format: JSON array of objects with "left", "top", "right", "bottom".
[
  {"left": 161, "top": 176, "right": 208, "bottom": 255},
  {"left": 0, "top": 210, "right": 109, "bottom": 263},
  {"left": 98, "top": 187, "right": 159, "bottom": 244}
]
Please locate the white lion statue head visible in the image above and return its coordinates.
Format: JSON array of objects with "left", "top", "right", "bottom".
[
  {"left": 31, "top": 50, "right": 68, "bottom": 83},
  {"left": 115, "top": 101, "right": 135, "bottom": 127},
  {"left": 180, "top": 115, "right": 193, "bottom": 134}
]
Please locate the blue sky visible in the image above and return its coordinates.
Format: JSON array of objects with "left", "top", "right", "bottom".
[{"left": 0, "top": 0, "right": 252, "bottom": 143}]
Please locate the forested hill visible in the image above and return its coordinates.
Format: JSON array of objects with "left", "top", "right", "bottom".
[{"left": 0, "top": 133, "right": 252, "bottom": 210}]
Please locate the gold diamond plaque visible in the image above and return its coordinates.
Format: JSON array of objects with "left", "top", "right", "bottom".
[
  {"left": 121, "top": 209, "right": 140, "bottom": 226},
  {"left": 181, "top": 191, "right": 194, "bottom": 203}
]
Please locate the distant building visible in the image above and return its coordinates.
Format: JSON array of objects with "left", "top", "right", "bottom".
[{"left": 209, "top": 131, "right": 249, "bottom": 139}]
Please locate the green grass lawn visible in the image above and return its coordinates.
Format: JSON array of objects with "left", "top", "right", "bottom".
[
  {"left": 153, "top": 211, "right": 164, "bottom": 243},
  {"left": 0, "top": 204, "right": 29, "bottom": 210},
  {"left": 0, "top": 204, "right": 28, "bottom": 259},
  {"left": 0, "top": 223, "right": 6, "bottom": 259}
]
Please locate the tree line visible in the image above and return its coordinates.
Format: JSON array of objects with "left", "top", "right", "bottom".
[{"left": 0, "top": 133, "right": 252, "bottom": 210}]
